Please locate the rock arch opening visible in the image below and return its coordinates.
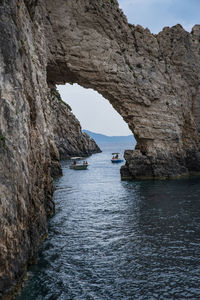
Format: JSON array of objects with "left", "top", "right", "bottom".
[
  {"left": 57, "top": 83, "right": 134, "bottom": 138},
  {"left": 50, "top": 82, "right": 136, "bottom": 166}
]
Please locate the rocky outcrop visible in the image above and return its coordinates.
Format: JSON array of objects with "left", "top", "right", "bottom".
[
  {"left": 1, "top": 0, "right": 200, "bottom": 297},
  {"left": 50, "top": 87, "right": 101, "bottom": 160}
]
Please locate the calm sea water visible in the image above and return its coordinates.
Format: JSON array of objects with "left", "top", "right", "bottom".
[{"left": 17, "top": 143, "right": 200, "bottom": 300}]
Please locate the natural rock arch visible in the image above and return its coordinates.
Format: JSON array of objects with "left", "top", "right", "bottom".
[
  {"left": 1, "top": 0, "right": 200, "bottom": 297},
  {"left": 45, "top": 0, "right": 200, "bottom": 179}
]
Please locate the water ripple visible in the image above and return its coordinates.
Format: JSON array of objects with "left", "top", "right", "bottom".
[{"left": 17, "top": 144, "right": 200, "bottom": 300}]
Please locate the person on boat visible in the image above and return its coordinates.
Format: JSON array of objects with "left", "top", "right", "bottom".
[
  {"left": 115, "top": 154, "right": 119, "bottom": 159},
  {"left": 112, "top": 156, "right": 115, "bottom": 160},
  {"left": 73, "top": 160, "right": 76, "bottom": 165},
  {"left": 85, "top": 161, "right": 88, "bottom": 165}
]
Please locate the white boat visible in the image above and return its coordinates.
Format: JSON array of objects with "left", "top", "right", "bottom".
[
  {"left": 69, "top": 157, "right": 89, "bottom": 170},
  {"left": 69, "top": 164, "right": 88, "bottom": 170}
]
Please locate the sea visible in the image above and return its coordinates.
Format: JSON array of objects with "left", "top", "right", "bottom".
[{"left": 16, "top": 142, "right": 200, "bottom": 300}]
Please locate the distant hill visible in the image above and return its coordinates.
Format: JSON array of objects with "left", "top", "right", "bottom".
[{"left": 83, "top": 130, "right": 136, "bottom": 145}]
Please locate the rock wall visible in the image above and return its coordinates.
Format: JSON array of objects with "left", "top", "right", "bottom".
[
  {"left": 50, "top": 87, "right": 101, "bottom": 161},
  {"left": 1, "top": 0, "right": 200, "bottom": 297},
  {"left": 0, "top": 1, "right": 54, "bottom": 297},
  {"left": 0, "top": 1, "right": 99, "bottom": 297}
]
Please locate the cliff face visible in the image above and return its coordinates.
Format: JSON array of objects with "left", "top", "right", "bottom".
[
  {"left": 0, "top": 1, "right": 99, "bottom": 297},
  {"left": 1, "top": 0, "right": 200, "bottom": 297},
  {"left": 0, "top": 2, "right": 53, "bottom": 297},
  {"left": 50, "top": 87, "right": 101, "bottom": 161}
]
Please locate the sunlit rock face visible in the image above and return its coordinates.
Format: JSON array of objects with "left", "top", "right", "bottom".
[{"left": 1, "top": 0, "right": 200, "bottom": 297}]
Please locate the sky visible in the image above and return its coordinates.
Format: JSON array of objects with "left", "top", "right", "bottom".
[
  {"left": 118, "top": 0, "right": 200, "bottom": 33},
  {"left": 58, "top": 84, "right": 131, "bottom": 136},
  {"left": 57, "top": 0, "right": 199, "bottom": 136}
]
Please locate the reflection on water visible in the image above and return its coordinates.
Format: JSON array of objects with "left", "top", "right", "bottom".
[{"left": 17, "top": 144, "right": 200, "bottom": 300}]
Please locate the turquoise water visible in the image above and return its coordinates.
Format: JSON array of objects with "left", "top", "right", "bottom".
[{"left": 17, "top": 144, "right": 200, "bottom": 299}]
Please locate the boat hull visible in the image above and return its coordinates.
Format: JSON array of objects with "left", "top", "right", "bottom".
[
  {"left": 70, "top": 165, "right": 88, "bottom": 170},
  {"left": 111, "top": 159, "right": 123, "bottom": 163}
]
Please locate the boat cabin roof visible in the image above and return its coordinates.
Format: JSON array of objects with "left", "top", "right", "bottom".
[{"left": 112, "top": 152, "right": 120, "bottom": 155}]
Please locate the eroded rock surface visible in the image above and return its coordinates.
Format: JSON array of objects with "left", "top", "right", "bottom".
[
  {"left": 1, "top": 0, "right": 200, "bottom": 297},
  {"left": 45, "top": 0, "right": 200, "bottom": 179},
  {"left": 50, "top": 87, "right": 101, "bottom": 161}
]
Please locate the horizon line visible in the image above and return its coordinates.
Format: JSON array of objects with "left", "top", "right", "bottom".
[{"left": 83, "top": 129, "right": 134, "bottom": 138}]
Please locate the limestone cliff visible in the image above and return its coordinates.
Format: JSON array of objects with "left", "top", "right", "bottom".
[
  {"left": 1, "top": 0, "right": 200, "bottom": 298},
  {"left": 44, "top": 1, "right": 200, "bottom": 180},
  {"left": 50, "top": 87, "right": 101, "bottom": 161},
  {"left": 0, "top": 1, "right": 100, "bottom": 297}
]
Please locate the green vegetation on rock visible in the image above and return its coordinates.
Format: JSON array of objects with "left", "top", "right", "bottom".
[{"left": 51, "top": 87, "right": 72, "bottom": 111}]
